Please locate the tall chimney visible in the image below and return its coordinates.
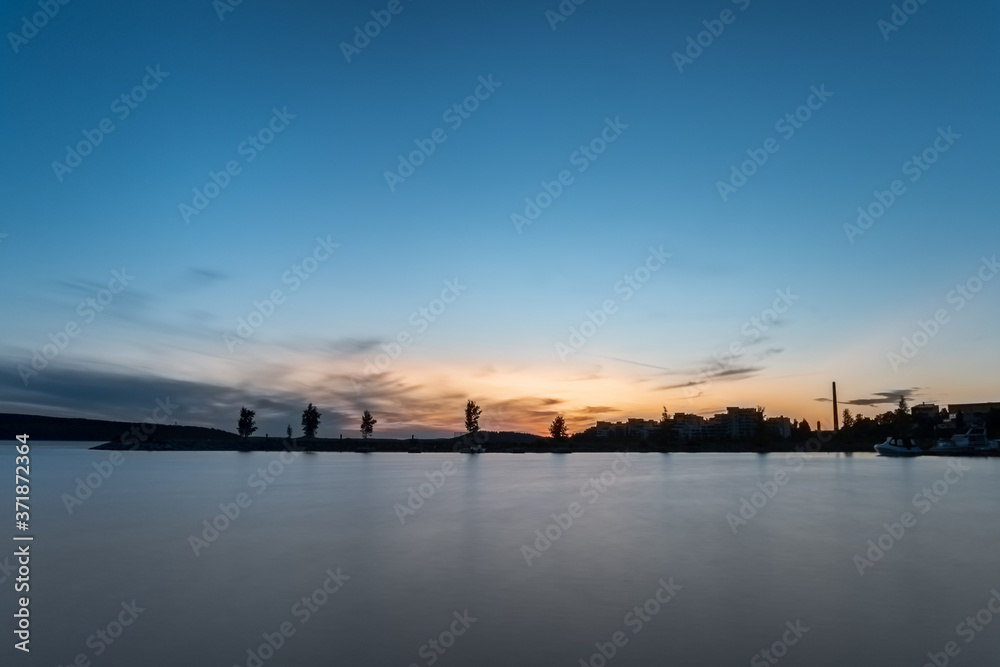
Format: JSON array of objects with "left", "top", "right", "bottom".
[{"left": 832, "top": 381, "right": 839, "bottom": 432}]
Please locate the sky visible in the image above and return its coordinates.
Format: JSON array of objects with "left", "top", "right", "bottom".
[{"left": 1, "top": 0, "right": 998, "bottom": 437}]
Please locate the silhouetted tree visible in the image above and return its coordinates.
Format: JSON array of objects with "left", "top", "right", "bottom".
[
  {"left": 842, "top": 409, "right": 854, "bottom": 430},
  {"left": 753, "top": 406, "right": 768, "bottom": 446},
  {"left": 237, "top": 407, "right": 257, "bottom": 438},
  {"left": 361, "top": 410, "right": 377, "bottom": 439},
  {"left": 896, "top": 396, "right": 909, "bottom": 416},
  {"left": 286, "top": 424, "right": 292, "bottom": 439},
  {"left": 549, "top": 415, "right": 568, "bottom": 440},
  {"left": 465, "top": 400, "right": 482, "bottom": 433},
  {"left": 894, "top": 396, "right": 912, "bottom": 433},
  {"left": 797, "top": 418, "right": 812, "bottom": 437},
  {"left": 659, "top": 406, "right": 672, "bottom": 445},
  {"left": 301, "top": 403, "right": 321, "bottom": 438}
]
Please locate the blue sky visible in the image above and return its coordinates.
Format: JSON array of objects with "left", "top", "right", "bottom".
[{"left": 1, "top": 0, "right": 998, "bottom": 436}]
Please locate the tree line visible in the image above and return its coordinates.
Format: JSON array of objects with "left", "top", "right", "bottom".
[{"left": 236, "top": 400, "right": 571, "bottom": 442}]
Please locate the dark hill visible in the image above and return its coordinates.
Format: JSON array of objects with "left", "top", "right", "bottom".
[{"left": 0, "top": 413, "right": 238, "bottom": 443}]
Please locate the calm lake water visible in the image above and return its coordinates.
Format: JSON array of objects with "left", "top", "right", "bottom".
[{"left": 2, "top": 442, "right": 999, "bottom": 666}]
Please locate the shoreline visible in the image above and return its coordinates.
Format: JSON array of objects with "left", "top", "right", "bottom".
[{"left": 91, "top": 435, "right": 881, "bottom": 454}]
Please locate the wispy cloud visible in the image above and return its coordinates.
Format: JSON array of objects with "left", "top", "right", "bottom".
[
  {"left": 655, "top": 365, "right": 763, "bottom": 391},
  {"left": 180, "top": 267, "right": 228, "bottom": 289},
  {"left": 324, "top": 337, "right": 383, "bottom": 355},
  {"left": 814, "top": 388, "right": 920, "bottom": 406}
]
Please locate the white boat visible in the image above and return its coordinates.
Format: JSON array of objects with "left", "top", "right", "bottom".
[
  {"left": 876, "top": 428, "right": 1000, "bottom": 457},
  {"left": 928, "top": 428, "right": 998, "bottom": 455},
  {"left": 874, "top": 436, "right": 922, "bottom": 457}
]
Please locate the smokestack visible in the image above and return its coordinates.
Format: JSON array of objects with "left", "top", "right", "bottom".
[{"left": 832, "top": 381, "right": 839, "bottom": 432}]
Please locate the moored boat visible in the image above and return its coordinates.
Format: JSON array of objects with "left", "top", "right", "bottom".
[
  {"left": 875, "top": 428, "right": 999, "bottom": 457},
  {"left": 924, "top": 427, "right": 998, "bottom": 456},
  {"left": 874, "top": 436, "right": 922, "bottom": 457}
]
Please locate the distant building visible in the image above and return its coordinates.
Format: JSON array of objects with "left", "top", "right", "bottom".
[
  {"left": 948, "top": 402, "right": 1000, "bottom": 415},
  {"left": 766, "top": 416, "right": 792, "bottom": 439},
  {"left": 594, "top": 419, "right": 658, "bottom": 439},
  {"left": 671, "top": 412, "right": 706, "bottom": 440},
  {"left": 911, "top": 403, "right": 939, "bottom": 418},
  {"left": 707, "top": 407, "right": 759, "bottom": 440},
  {"left": 946, "top": 402, "right": 1000, "bottom": 427},
  {"left": 627, "top": 418, "right": 659, "bottom": 439},
  {"left": 589, "top": 406, "right": 766, "bottom": 442},
  {"left": 668, "top": 407, "right": 761, "bottom": 441}
]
